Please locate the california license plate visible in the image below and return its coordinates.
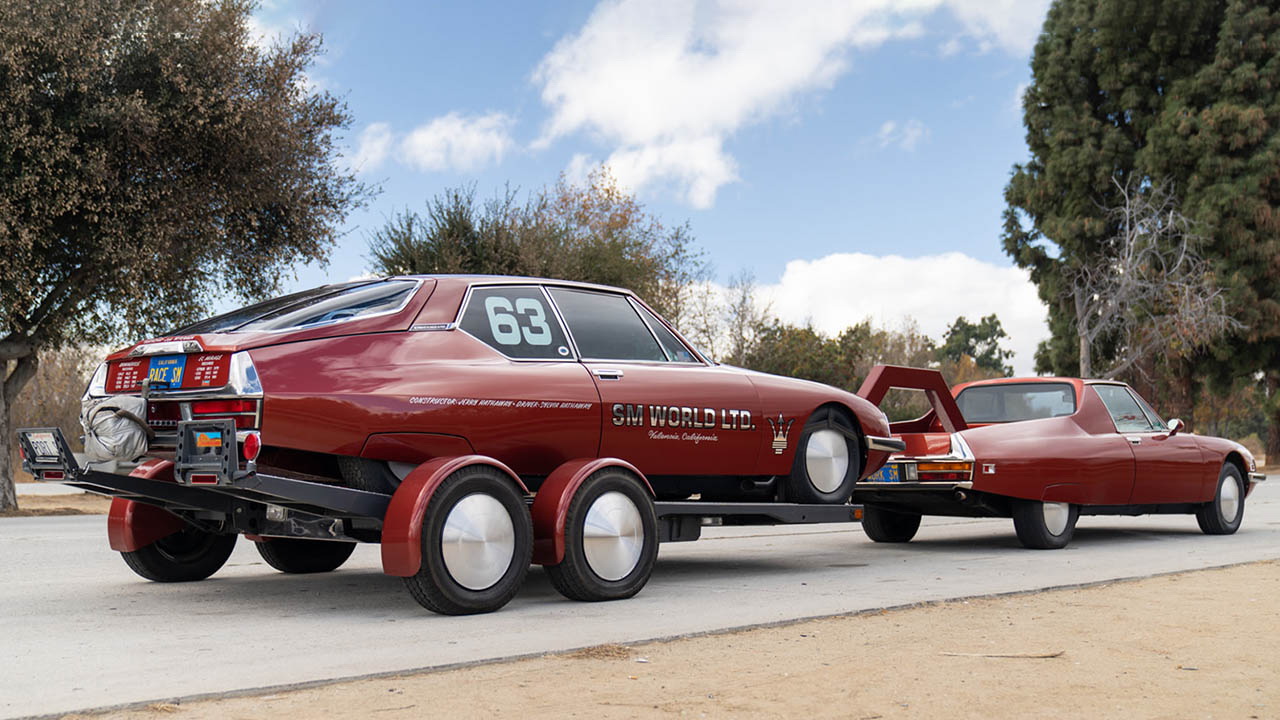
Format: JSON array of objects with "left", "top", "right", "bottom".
[
  {"left": 28, "top": 432, "right": 59, "bottom": 459},
  {"left": 148, "top": 355, "right": 187, "bottom": 388},
  {"left": 867, "top": 464, "right": 901, "bottom": 482}
]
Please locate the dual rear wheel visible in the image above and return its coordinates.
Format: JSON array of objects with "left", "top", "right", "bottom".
[{"left": 404, "top": 465, "right": 659, "bottom": 615}]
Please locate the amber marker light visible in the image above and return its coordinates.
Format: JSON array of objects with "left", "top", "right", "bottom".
[{"left": 915, "top": 461, "right": 974, "bottom": 481}]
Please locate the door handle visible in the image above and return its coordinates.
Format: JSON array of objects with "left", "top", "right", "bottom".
[
  {"left": 592, "top": 368, "right": 625, "bottom": 380},
  {"left": 1126, "top": 436, "right": 1142, "bottom": 445}
]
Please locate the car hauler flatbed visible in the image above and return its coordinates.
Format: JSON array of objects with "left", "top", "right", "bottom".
[{"left": 18, "top": 421, "right": 874, "bottom": 615}]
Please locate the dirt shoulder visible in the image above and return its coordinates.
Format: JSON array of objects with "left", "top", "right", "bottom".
[
  {"left": 75, "top": 559, "right": 1279, "bottom": 720},
  {"left": 1, "top": 492, "right": 110, "bottom": 517}
]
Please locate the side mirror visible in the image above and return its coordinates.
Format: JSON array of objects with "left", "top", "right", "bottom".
[{"left": 1167, "top": 418, "right": 1185, "bottom": 436}]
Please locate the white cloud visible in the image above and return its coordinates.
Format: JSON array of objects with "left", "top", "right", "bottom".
[
  {"left": 347, "top": 122, "right": 394, "bottom": 174},
  {"left": 1011, "top": 80, "right": 1031, "bottom": 119},
  {"left": 400, "top": 113, "right": 515, "bottom": 173},
  {"left": 534, "top": 0, "right": 1049, "bottom": 208},
  {"left": 875, "top": 118, "right": 928, "bottom": 151},
  {"left": 758, "top": 252, "right": 1048, "bottom": 375}
]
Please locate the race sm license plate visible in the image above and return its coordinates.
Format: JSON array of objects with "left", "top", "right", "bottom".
[
  {"left": 866, "top": 463, "right": 901, "bottom": 482},
  {"left": 148, "top": 355, "right": 187, "bottom": 388}
]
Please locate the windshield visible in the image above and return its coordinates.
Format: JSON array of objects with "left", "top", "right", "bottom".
[
  {"left": 168, "top": 280, "right": 415, "bottom": 335},
  {"left": 955, "top": 382, "right": 1076, "bottom": 423}
]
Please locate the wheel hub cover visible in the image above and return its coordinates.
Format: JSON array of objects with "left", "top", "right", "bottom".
[
  {"left": 1220, "top": 477, "right": 1240, "bottom": 523},
  {"left": 441, "top": 493, "right": 515, "bottom": 591},
  {"left": 805, "top": 429, "right": 850, "bottom": 493},
  {"left": 583, "top": 491, "right": 644, "bottom": 582},
  {"left": 1042, "top": 501, "right": 1070, "bottom": 536}
]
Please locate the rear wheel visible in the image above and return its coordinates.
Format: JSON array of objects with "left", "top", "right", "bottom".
[
  {"left": 1196, "top": 463, "right": 1245, "bottom": 535},
  {"left": 546, "top": 469, "right": 658, "bottom": 602},
  {"left": 862, "top": 506, "right": 922, "bottom": 543},
  {"left": 121, "top": 526, "right": 237, "bottom": 582},
  {"left": 256, "top": 538, "right": 356, "bottom": 574},
  {"left": 1011, "top": 499, "right": 1078, "bottom": 549},
  {"left": 403, "top": 466, "right": 532, "bottom": 615},
  {"left": 786, "top": 407, "right": 862, "bottom": 504}
]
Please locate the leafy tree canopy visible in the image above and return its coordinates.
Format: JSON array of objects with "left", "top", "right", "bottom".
[
  {"left": 367, "top": 170, "right": 706, "bottom": 324},
  {"left": 937, "top": 314, "right": 1014, "bottom": 377}
]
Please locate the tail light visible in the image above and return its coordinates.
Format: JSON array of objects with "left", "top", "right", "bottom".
[
  {"left": 242, "top": 431, "right": 262, "bottom": 462},
  {"left": 915, "top": 461, "right": 974, "bottom": 481},
  {"left": 190, "top": 398, "right": 260, "bottom": 429}
]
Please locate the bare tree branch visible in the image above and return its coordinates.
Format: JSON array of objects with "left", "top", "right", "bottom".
[{"left": 1066, "top": 177, "right": 1241, "bottom": 378}]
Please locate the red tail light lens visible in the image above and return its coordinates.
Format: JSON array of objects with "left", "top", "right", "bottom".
[
  {"left": 242, "top": 432, "right": 261, "bottom": 462},
  {"left": 191, "top": 400, "right": 257, "bottom": 414}
]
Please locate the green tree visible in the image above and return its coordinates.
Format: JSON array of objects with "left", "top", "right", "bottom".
[
  {"left": 937, "top": 314, "right": 1014, "bottom": 376},
  {"left": 1003, "top": 0, "right": 1226, "bottom": 375},
  {"left": 1145, "top": 0, "right": 1280, "bottom": 457},
  {"left": 368, "top": 169, "right": 707, "bottom": 324},
  {"left": 0, "top": 0, "right": 366, "bottom": 510}
]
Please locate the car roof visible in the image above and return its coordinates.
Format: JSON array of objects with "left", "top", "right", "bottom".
[{"left": 389, "top": 274, "right": 638, "bottom": 296}]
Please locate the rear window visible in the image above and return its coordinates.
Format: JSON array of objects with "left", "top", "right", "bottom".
[
  {"left": 173, "top": 280, "right": 417, "bottom": 335},
  {"left": 238, "top": 280, "right": 418, "bottom": 332},
  {"left": 956, "top": 382, "right": 1076, "bottom": 423}
]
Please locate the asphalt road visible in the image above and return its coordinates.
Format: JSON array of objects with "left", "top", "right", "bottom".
[{"left": 3, "top": 480, "right": 1278, "bottom": 719}]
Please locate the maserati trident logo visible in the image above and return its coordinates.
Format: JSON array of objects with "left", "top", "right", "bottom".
[{"left": 767, "top": 414, "right": 795, "bottom": 455}]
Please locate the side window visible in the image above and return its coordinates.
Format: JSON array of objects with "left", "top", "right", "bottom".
[
  {"left": 459, "top": 286, "right": 572, "bottom": 360},
  {"left": 547, "top": 288, "right": 666, "bottom": 362},
  {"left": 633, "top": 301, "right": 700, "bottom": 363},
  {"left": 1132, "top": 391, "right": 1169, "bottom": 432},
  {"left": 1093, "top": 385, "right": 1155, "bottom": 433}
]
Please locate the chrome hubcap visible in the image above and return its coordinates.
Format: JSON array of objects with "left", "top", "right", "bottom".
[
  {"left": 440, "top": 493, "right": 515, "bottom": 591},
  {"left": 805, "top": 429, "right": 850, "bottom": 493},
  {"left": 1220, "top": 477, "right": 1240, "bottom": 523},
  {"left": 1042, "top": 502, "right": 1070, "bottom": 536},
  {"left": 583, "top": 491, "right": 644, "bottom": 582}
]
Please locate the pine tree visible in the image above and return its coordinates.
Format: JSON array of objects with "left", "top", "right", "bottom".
[
  {"left": 1003, "top": 0, "right": 1226, "bottom": 374},
  {"left": 1145, "top": 1, "right": 1280, "bottom": 458}
]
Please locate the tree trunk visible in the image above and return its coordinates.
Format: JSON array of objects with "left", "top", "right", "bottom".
[
  {"left": 0, "top": 353, "right": 41, "bottom": 512},
  {"left": 1078, "top": 332, "right": 1092, "bottom": 379},
  {"left": 1267, "top": 371, "right": 1280, "bottom": 470}
]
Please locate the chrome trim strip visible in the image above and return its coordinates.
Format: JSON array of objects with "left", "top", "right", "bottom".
[
  {"left": 1248, "top": 472, "right": 1267, "bottom": 483},
  {"left": 410, "top": 322, "right": 456, "bottom": 332},
  {"left": 866, "top": 435, "right": 907, "bottom": 452},
  {"left": 856, "top": 481, "right": 974, "bottom": 490}
]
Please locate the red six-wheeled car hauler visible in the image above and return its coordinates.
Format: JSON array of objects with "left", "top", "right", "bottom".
[{"left": 18, "top": 276, "right": 904, "bottom": 615}]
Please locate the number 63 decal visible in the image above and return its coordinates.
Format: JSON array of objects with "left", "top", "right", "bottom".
[{"left": 484, "top": 296, "right": 552, "bottom": 346}]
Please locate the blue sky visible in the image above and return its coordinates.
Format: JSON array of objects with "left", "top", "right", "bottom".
[{"left": 253, "top": 0, "right": 1051, "bottom": 373}]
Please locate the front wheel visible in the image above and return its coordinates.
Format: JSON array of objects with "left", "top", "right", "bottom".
[
  {"left": 786, "top": 407, "right": 862, "bottom": 504},
  {"left": 403, "top": 465, "right": 533, "bottom": 615},
  {"left": 862, "top": 506, "right": 922, "bottom": 543},
  {"left": 1196, "top": 463, "right": 1245, "bottom": 535},
  {"left": 256, "top": 538, "right": 356, "bottom": 574},
  {"left": 1011, "top": 499, "right": 1078, "bottom": 549},
  {"left": 546, "top": 469, "right": 658, "bottom": 602},
  {"left": 121, "top": 526, "right": 237, "bottom": 582}
]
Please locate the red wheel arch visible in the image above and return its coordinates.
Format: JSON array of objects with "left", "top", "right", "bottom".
[
  {"left": 380, "top": 455, "right": 529, "bottom": 577},
  {"left": 530, "top": 457, "right": 654, "bottom": 566},
  {"left": 107, "top": 459, "right": 187, "bottom": 552}
]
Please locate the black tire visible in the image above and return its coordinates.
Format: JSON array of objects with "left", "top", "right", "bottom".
[
  {"left": 256, "top": 538, "right": 356, "bottom": 574},
  {"left": 337, "top": 456, "right": 400, "bottom": 495},
  {"left": 1196, "top": 463, "right": 1245, "bottom": 535},
  {"left": 403, "top": 465, "right": 532, "bottom": 615},
  {"left": 862, "top": 505, "right": 922, "bottom": 543},
  {"left": 121, "top": 526, "right": 237, "bottom": 582},
  {"left": 1011, "top": 499, "right": 1078, "bottom": 549},
  {"left": 786, "top": 407, "right": 862, "bottom": 504},
  {"left": 546, "top": 469, "right": 658, "bottom": 602}
]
